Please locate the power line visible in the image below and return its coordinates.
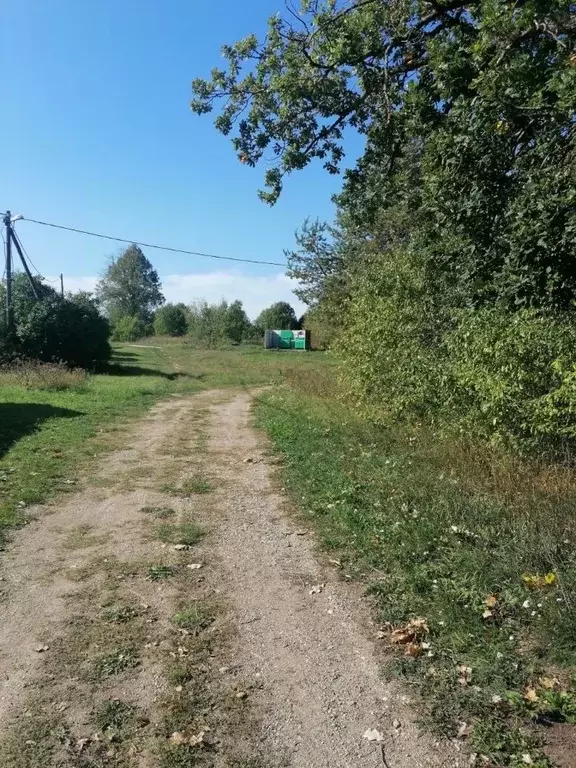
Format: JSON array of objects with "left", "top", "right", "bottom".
[{"left": 22, "top": 216, "right": 288, "bottom": 268}]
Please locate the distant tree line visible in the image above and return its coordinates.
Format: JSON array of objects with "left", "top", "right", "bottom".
[
  {"left": 0, "top": 243, "right": 303, "bottom": 365},
  {"left": 95, "top": 244, "right": 301, "bottom": 346}
]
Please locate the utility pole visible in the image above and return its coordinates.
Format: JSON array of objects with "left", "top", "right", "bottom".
[
  {"left": 3, "top": 210, "right": 13, "bottom": 334},
  {"left": 60, "top": 273, "right": 64, "bottom": 297},
  {"left": 10, "top": 231, "right": 40, "bottom": 300}
]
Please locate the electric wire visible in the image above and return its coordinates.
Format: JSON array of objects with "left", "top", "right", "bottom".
[{"left": 23, "top": 216, "right": 288, "bottom": 268}]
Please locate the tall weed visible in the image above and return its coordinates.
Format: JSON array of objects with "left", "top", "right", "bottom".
[{"left": 0, "top": 360, "right": 88, "bottom": 391}]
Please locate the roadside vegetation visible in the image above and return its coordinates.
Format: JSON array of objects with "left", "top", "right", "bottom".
[{"left": 256, "top": 373, "right": 576, "bottom": 767}]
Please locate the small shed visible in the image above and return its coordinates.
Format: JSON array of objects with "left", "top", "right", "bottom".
[{"left": 264, "top": 329, "right": 311, "bottom": 350}]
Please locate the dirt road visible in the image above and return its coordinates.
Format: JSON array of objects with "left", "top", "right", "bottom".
[{"left": 0, "top": 390, "right": 462, "bottom": 767}]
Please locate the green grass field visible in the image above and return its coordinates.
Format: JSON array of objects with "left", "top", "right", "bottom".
[
  {"left": 0, "top": 341, "right": 333, "bottom": 541},
  {"left": 1, "top": 340, "right": 574, "bottom": 766}
]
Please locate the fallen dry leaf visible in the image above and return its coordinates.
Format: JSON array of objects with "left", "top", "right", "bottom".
[
  {"left": 404, "top": 642, "right": 422, "bottom": 658},
  {"left": 75, "top": 738, "right": 90, "bottom": 752},
  {"left": 390, "top": 617, "right": 429, "bottom": 645},
  {"left": 170, "top": 728, "right": 209, "bottom": 747},
  {"left": 363, "top": 728, "right": 385, "bottom": 742},
  {"left": 458, "top": 665, "right": 472, "bottom": 687},
  {"left": 390, "top": 628, "right": 413, "bottom": 645},
  {"left": 523, "top": 687, "right": 539, "bottom": 703},
  {"left": 173, "top": 544, "right": 189, "bottom": 551},
  {"left": 458, "top": 722, "right": 472, "bottom": 739},
  {"left": 309, "top": 584, "right": 325, "bottom": 595},
  {"left": 35, "top": 645, "right": 50, "bottom": 653},
  {"left": 187, "top": 563, "right": 203, "bottom": 570},
  {"left": 482, "top": 609, "right": 493, "bottom": 619},
  {"left": 538, "top": 676, "right": 559, "bottom": 690},
  {"left": 485, "top": 595, "right": 498, "bottom": 608}
]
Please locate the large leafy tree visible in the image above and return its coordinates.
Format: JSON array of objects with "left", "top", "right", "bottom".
[
  {"left": 96, "top": 245, "right": 164, "bottom": 323},
  {"left": 192, "top": 0, "right": 576, "bottom": 309},
  {"left": 225, "top": 300, "right": 251, "bottom": 344},
  {"left": 154, "top": 303, "right": 189, "bottom": 336},
  {"left": 255, "top": 301, "right": 299, "bottom": 331}
]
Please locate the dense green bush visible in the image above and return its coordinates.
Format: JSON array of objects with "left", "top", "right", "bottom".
[
  {"left": 255, "top": 302, "right": 299, "bottom": 333},
  {"left": 341, "top": 272, "right": 576, "bottom": 453},
  {"left": 153, "top": 303, "right": 188, "bottom": 336},
  {"left": 0, "top": 277, "right": 110, "bottom": 367},
  {"left": 187, "top": 300, "right": 253, "bottom": 347},
  {"left": 17, "top": 293, "right": 110, "bottom": 368},
  {"left": 445, "top": 309, "right": 576, "bottom": 451},
  {"left": 339, "top": 253, "right": 449, "bottom": 421},
  {"left": 111, "top": 315, "right": 148, "bottom": 342}
]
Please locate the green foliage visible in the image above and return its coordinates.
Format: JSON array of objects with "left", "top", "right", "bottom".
[
  {"left": 194, "top": 0, "right": 576, "bottom": 450},
  {"left": 255, "top": 301, "right": 299, "bottom": 332},
  {"left": 96, "top": 245, "right": 164, "bottom": 324},
  {"left": 153, "top": 303, "right": 188, "bottom": 336},
  {"left": 111, "top": 315, "right": 148, "bottom": 342},
  {"left": 1, "top": 274, "right": 111, "bottom": 367},
  {"left": 155, "top": 522, "right": 203, "bottom": 546},
  {"left": 224, "top": 299, "right": 250, "bottom": 344},
  {"left": 193, "top": 0, "right": 576, "bottom": 309},
  {"left": 172, "top": 603, "right": 213, "bottom": 633},
  {"left": 285, "top": 219, "right": 343, "bottom": 308},
  {"left": 339, "top": 251, "right": 449, "bottom": 421},
  {"left": 445, "top": 309, "right": 576, "bottom": 451},
  {"left": 186, "top": 299, "right": 253, "bottom": 346},
  {"left": 341, "top": 262, "right": 576, "bottom": 453}
]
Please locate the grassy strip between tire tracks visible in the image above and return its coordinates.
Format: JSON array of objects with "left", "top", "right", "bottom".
[{"left": 255, "top": 378, "right": 576, "bottom": 768}]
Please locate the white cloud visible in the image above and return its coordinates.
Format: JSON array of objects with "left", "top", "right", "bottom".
[{"left": 49, "top": 271, "right": 305, "bottom": 321}]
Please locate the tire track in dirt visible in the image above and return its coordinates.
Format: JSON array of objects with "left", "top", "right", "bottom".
[
  {"left": 205, "top": 392, "right": 463, "bottom": 768},
  {"left": 0, "top": 390, "right": 228, "bottom": 765},
  {"left": 0, "top": 388, "right": 463, "bottom": 768}
]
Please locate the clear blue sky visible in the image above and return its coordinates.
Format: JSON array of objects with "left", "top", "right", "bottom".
[{"left": 1, "top": 0, "right": 361, "bottom": 317}]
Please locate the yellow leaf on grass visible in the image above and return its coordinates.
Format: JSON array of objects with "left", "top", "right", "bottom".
[
  {"left": 523, "top": 688, "right": 539, "bottom": 703},
  {"left": 522, "top": 572, "right": 557, "bottom": 590},
  {"left": 485, "top": 594, "right": 498, "bottom": 608}
]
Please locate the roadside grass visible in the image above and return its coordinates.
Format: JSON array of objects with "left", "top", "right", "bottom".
[
  {"left": 93, "top": 698, "right": 149, "bottom": 740},
  {"left": 255, "top": 383, "right": 576, "bottom": 767},
  {"left": 156, "top": 522, "right": 204, "bottom": 547},
  {"left": 0, "top": 342, "right": 333, "bottom": 544},
  {"left": 172, "top": 602, "right": 214, "bottom": 633},
  {"left": 149, "top": 564, "right": 177, "bottom": 580},
  {"left": 161, "top": 476, "right": 212, "bottom": 496},
  {"left": 91, "top": 646, "right": 140, "bottom": 680},
  {"left": 141, "top": 505, "right": 177, "bottom": 518},
  {"left": 180, "top": 475, "right": 212, "bottom": 495}
]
